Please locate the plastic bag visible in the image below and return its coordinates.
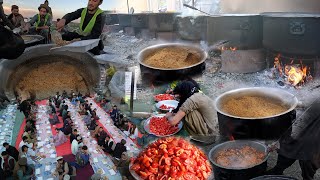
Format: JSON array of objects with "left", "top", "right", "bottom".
[{"left": 108, "top": 71, "right": 126, "bottom": 98}]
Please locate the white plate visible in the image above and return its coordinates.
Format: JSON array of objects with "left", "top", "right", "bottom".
[{"left": 155, "top": 100, "right": 179, "bottom": 112}]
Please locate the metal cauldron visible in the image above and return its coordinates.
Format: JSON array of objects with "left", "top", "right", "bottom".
[
  {"left": 207, "top": 14, "right": 263, "bottom": 49},
  {"left": 262, "top": 12, "right": 320, "bottom": 55},
  {"left": 138, "top": 43, "right": 207, "bottom": 81},
  {"left": 209, "top": 140, "right": 269, "bottom": 180},
  {"left": 251, "top": 175, "right": 298, "bottom": 180},
  {"left": 214, "top": 87, "right": 298, "bottom": 139}
]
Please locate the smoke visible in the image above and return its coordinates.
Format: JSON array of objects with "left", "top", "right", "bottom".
[{"left": 219, "top": 0, "right": 320, "bottom": 14}]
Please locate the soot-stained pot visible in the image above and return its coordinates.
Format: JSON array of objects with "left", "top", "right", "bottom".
[
  {"left": 138, "top": 43, "right": 207, "bottom": 81},
  {"left": 214, "top": 87, "right": 298, "bottom": 140},
  {"left": 148, "top": 13, "right": 180, "bottom": 32},
  {"left": 207, "top": 14, "right": 263, "bottom": 49},
  {"left": 209, "top": 140, "right": 269, "bottom": 180},
  {"left": 118, "top": 14, "right": 132, "bottom": 27},
  {"left": 176, "top": 15, "right": 208, "bottom": 41},
  {"left": 262, "top": 12, "right": 320, "bottom": 55},
  {"left": 251, "top": 175, "right": 298, "bottom": 180}
]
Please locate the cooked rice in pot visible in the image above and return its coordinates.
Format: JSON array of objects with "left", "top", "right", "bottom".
[{"left": 143, "top": 47, "right": 201, "bottom": 69}]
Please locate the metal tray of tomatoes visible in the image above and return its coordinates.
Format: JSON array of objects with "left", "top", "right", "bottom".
[
  {"left": 143, "top": 114, "right": 183, "bottom": 137},
  {"left": 154, "top": 94, "right": 175, "bottom": 102},
  {"left": 129, "top": 162, "right": 143, "bottom": 180}
]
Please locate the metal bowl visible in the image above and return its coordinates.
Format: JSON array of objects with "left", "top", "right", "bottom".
[
  {"left": 214, "top": 87, "right": 298, "bottom": 120},
  {"left": 143, "top": 114, "right": 183, "bottom": 137},
  {"left": 138, "top": 43, "right": 207, "bottom": 71},
  {"left": 251, "top": 175, "right": 298, "bottom": 180},
  {"left": 138, "top": 43, "right": 207, "bottom": 81},
  {"left": 214, "top": 87, "right": 298, "bottom": 139},
  {"left": 209, "top": 140, "right": 269, "bottom": 170},
  {"left": 209, "top": 140, "right": 269, "bottom": 180},
  {"left": 155, "top": 100, "right": 179, "bottom": 112}
]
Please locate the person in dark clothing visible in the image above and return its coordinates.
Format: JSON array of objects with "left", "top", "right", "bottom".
[
  {"left": 0, "top": 0, "right": 14, "bottom": 30},
  {"left": 95, "top": 127, "right": 107, "bottom": 146},
  {"left": 49, "top": 102, "right": 56, "bottom": 114},
  {"left": 54, "top": 156, "right": 76, "bottom": 178},
  {"left": 91, "top": 108, "right": 99, "bottom": 120},
  {"left": 49, "top": 112, "right": 60, "bottom": 125},
  {"left": 24, "top": 4, "right": 52, "bottom": 39},
  {"left": 113, "top": 139, "right": 127, "bottom": 159},
  {"left": 18, "top": 100, "right": 31, "bottom": 118},
  {"left": 172, "top": 80, "right": 200, "bottom": 113},
  {"left": 58, "top": 118, "right": 73, "bottom": 136},
  {"left": 110, "top": 105, "right": 120, "bottom": 126},
  {"left": 1, "top": 151, "right": 15, "bottom": 178},
  {"left": 267, "top": 98, "right": 320, "bottom": 180},
  {"left": 3, "top": 143, "right": 19, "bottom": 161},
  {"left": 102, "top": 136, "right": 113, "bottom": 154},
  {"left": 7, "top": 5, "right": 25, "bottom": 29},
  {"left": 63, "top": 111, "right": 71, "bottom": 121},
  {"left": 88, "top": 118, "right": 97, "bottom": 131},
  {"left": 70, "top": 129, "right": 78, "bottom": 144},
  {"left": 56, "top": 0, "right": 105, "bottom": 55},
  {"left": 62, "top": 90, "right": 68, "bottom": 99}
]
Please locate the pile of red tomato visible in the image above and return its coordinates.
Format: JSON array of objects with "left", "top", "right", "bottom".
[
  {"left": 149, "top": 116, "right": 178, "bottom": 136},
  {"left": 154, "top": 94, "right": 174, "bottom": 102},
  {"left": 130, "top": 137, "right": 212, "bottom": 180},
  {"left": 159, "top": 104, "right": 175, "bottom": 110}
]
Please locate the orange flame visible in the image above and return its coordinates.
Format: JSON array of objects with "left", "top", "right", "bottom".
[
  {"left": 274, "top": 55, "right": 312, "bottom": 86},
  {"left": 221, "top": 47, "right": 237, "bottom": 51}
]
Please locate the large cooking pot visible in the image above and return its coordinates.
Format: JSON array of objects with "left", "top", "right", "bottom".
[
  {"left": 131, "top": 13, "right": 149, "bottom": 28},
  {"left": 251, "top": 175, "right": 298, "bottom": 180},
  {"left": 215, "top": 87, "right": 298, "bottom": 139},
  {"left": 207, "top": 14, "right": 263, "bottom": 49},
  {"left": 262, "top": 12, "right": 320, "bottom": 55},
  {"left": 138, "top": 43, "right": 207, "bottom": 81},
  {"left": 117, "top": 14, "right": 132, "bottom": 27},
  {"left": 148, "top": 13, "right": 180, "bottom": 32},
  {"left": 0, "top": 44, "right": 100, "bottom": 99},
  {"left": 209, "top": 140, "right": 269, "bottom": 180},
  {"left": 176, "top": 15, "right": 208, "bottom": 41}
]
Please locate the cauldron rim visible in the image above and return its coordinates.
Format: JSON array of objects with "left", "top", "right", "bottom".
[
  {"left": 214, "top": 87, "right": 299, "bottom": 120},
  {"left": 209, "top": 140, "right": 269, "bottom": 170},
  {"left": 138, "top": 43, "right": 208, "bottom": 71}
]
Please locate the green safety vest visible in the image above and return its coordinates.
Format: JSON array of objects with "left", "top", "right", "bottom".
[
  {"left": 35, "top": 14, "right": 49, "bottom": 28},
  {"left": 78, "top": 8, "right": 103, "bottom": 36}
]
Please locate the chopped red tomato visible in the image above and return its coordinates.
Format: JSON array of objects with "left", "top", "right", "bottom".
[
  {"left": 130, "top": 137, "right": 212, "bottom": 180},
  {"left": 149, "top": 116, "right": 179, "bottom": 136},
  {"left": 159, "top": 104, "right": 175, "bottom": 110},
  {"left": 154, "top": 94, "right": 174, "bottom": 101}
]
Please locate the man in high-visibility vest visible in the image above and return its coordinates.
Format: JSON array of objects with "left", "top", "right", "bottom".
[
  {"left": 24, "top": 4, "right": 52, "bottom": 39},
  {"left": 56, "top": 0, "right": 105, "bottom": 55}
]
